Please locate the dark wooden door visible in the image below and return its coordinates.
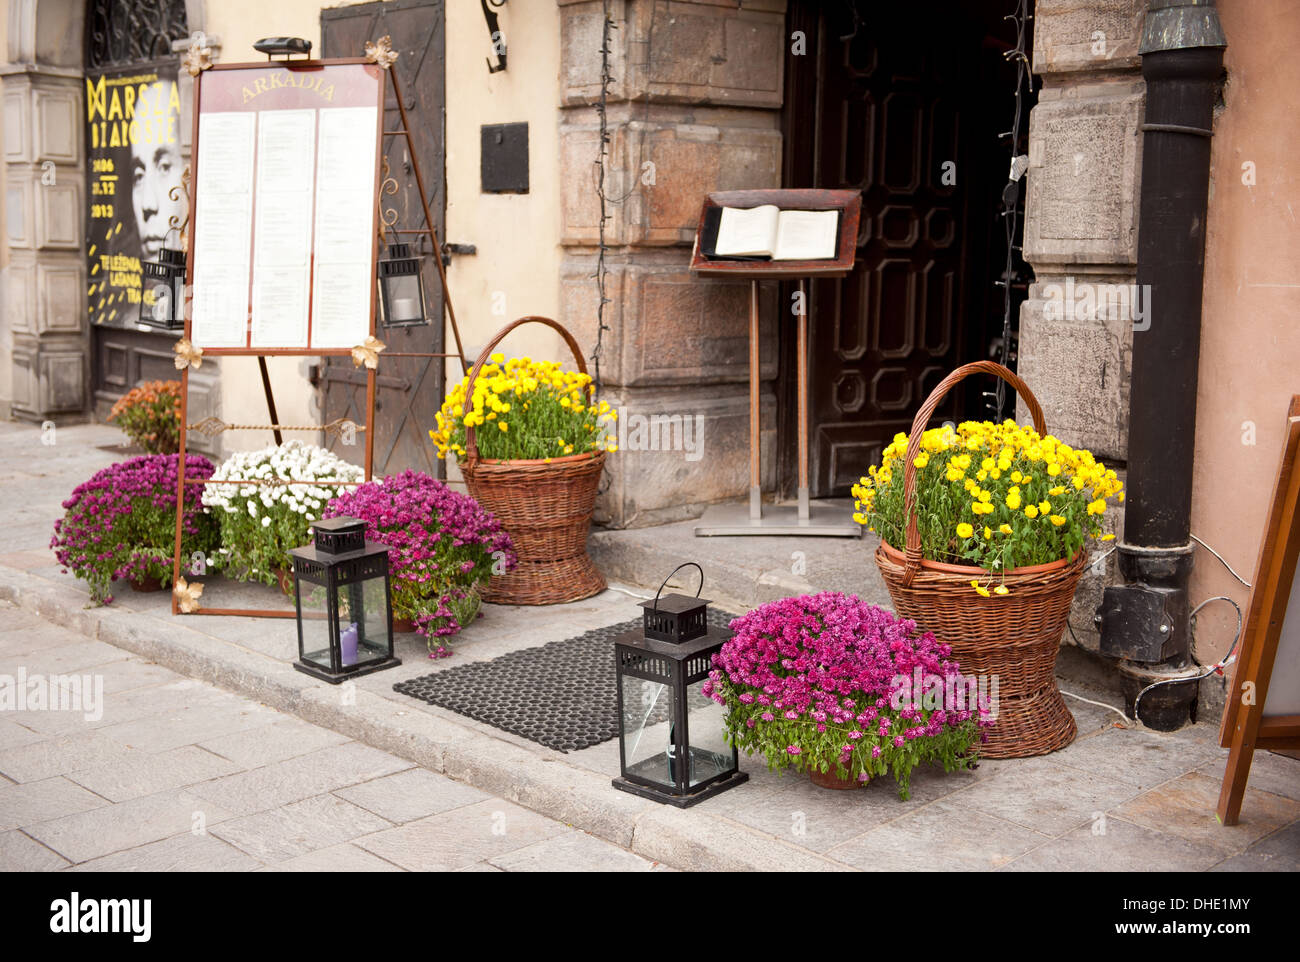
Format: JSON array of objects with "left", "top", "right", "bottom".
[
  {"left": 320, "top": 0, "right": 447, "bottom": 477},
  {"left": 782, "top": 1, "right": 1024, "bottom": 497}
]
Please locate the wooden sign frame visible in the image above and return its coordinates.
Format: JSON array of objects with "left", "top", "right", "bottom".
[
  {"left": 169, "top": 51, "right": 466, "bottom": 620},
  {"left": 1218, "top": 395, "right": 1300, "bottom": 824},
  {"left": 689, "top": 188, "right": 862, "bottom": 279}
]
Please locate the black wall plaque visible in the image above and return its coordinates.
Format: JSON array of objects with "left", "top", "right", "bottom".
[{"left": 481, "top": 122, "right": 529, "bottom": 194}]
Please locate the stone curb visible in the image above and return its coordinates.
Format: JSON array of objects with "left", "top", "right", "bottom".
[{"left": 0, "top": 565, "right": 848, "bottom": 872}]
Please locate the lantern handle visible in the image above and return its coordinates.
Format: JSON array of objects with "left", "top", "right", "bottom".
[{"left": 652, "top": 562, "right": 704, "bottom": 612}]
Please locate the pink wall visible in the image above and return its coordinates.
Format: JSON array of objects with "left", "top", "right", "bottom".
[{"left": 1191, "top": 0, "right": 1300, "bottom": 663}]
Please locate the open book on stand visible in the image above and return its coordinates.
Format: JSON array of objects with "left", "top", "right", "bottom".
[{"left": 700, "top": 204, "right": 841, "bottom": 261}]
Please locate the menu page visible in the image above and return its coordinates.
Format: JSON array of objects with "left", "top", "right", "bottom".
[
  {"left": 311, "top": 106, "right": 378, "bottom": 349},
  {"left": 250, "top": 109, "right": 315, "bottom": 347},
  {"left": 190, "top": 112, "right": 255, "bottom": 347}
]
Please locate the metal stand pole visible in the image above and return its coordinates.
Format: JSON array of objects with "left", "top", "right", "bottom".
[
  {"left": 796, "top": 279, "right": 810, "bottom": 521},
  {"left": 748, "top": 279, "right": 762, "bottom": 520}
]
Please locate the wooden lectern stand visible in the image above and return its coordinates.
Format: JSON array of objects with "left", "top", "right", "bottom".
[{"left": 689, "top": 188, "right": 862, "bottom": 537}]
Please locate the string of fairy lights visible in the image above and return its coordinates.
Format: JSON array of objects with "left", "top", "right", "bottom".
[
  {"left": 989, "top": 0, "right": 1035, "bottom": 418},
  {"left": 590, "top": 0, "right": 617, "bottom": 391}
]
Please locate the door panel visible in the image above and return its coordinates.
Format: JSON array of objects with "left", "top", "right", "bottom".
[
  {"left": 320, "top": 0, "right": 446, "bottom": 477},
  {"left": 784, "top": 2, "right": 1023, "bottom": 497}
]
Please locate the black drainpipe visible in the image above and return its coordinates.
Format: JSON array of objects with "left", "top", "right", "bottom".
[{"left": 1095, "top": 0, "right": 1226, "bottom": 730}]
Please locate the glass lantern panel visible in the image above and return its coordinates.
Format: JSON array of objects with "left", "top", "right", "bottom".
[
  {"left": 336, "top": 576, "right": 391, "bottom": 668},
  {"left": 685, "top": 678, "right": 734, "bottom": 787},
  {"left": 142, "top": 278, "right": 173, "bottom": 324},
  {"left": 297, "top": 580, "right": 334, "bottom": 671},
  {"left": 385, "top": 274, "right": 423, "bottom": 322},
  {"left": 621, "top": 676, "right": 676, "bottom": 789}
]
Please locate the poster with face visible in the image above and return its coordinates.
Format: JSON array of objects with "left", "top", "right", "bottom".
[{"left": 85, "top": 65, "right": 185, "bottom": 329}]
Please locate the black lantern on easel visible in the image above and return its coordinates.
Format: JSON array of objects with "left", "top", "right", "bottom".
[
  {"left": 612, "top": 563, "right": 747, "bottom": 807},
  {"left": 289, "top": 517, "right": 400, "bottom": 683},
  {"left": 138, "top": 245, "right": 186, "bottom": 330},
  {"left": 377, "top": 242, "right": 429, "bottom": 327}
]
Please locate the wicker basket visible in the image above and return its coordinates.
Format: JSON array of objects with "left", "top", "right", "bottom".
[
  {"left": 458, "top": 316, "right": 607, "bottom": 606},
  {"left": 873, "top": 361, "right": 1083, "bottom": 758}
]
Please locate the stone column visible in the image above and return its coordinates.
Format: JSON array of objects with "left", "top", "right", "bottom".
[
  {"left": 556, "top": 0, "right": 788, "bottom": 528},
  {"left": 1019, "top": 0, "right": 1147, "bottom": 648}
]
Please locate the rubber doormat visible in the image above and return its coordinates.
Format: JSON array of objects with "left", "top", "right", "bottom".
[{"left": 393, "top": 609, "right": 733, "bottom": 753}]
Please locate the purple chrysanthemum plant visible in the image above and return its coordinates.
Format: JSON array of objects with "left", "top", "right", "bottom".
[
  {"left": 50, "top": 454, "right": 217, "bottom": 605},
  {"left": 703, "top": 592, "right": 994, "bottom": 799},
  {"left": 324, "top": 471, "right": 516, "bottom": 657}
]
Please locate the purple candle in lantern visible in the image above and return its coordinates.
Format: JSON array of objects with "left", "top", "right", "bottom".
[{"left": 340, "top": 622, "right": 359, "bottom": 667}]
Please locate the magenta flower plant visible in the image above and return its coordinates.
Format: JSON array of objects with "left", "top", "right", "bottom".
[
  {"left": 50, "top": 454, "right": 217, "bottom": 605},
  {"left": 703, "top": 592, "right": 993, "bottom": 798},
  {"left": 324, "top": 471, "right": 515, "bottom": 656}
]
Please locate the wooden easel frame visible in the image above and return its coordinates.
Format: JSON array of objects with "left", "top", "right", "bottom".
[
  {"left": 1217, "top": 395, "right": 1300, "bottom": 824},
  {"left": 170, "top": 53, "right": 466, "bottom": 619}
]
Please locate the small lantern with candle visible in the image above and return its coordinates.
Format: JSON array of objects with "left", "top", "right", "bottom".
[
  {"left": 290, "top": 517, "right": 400, "bottom": 683},
  {"left": 612, "top": 563, "right": 747, "bottom": 807},
  {"left": 377, "top": 242, "right": 429, "bottom": 328},
  {"left": 138, "top": 245, "right": 187, "bottom": 331}
]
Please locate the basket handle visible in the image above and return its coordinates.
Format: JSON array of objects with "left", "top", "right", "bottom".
[
  {"left": 462, "top": 316, "right": 593, "bottom": 465},
  {"left": 899, "top": 361, "right": 1047, "bottom": 587}
]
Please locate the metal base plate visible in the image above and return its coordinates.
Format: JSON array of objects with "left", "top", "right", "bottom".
[
  {"left": 294, "top": 656, "right": 402, "bottom": 685},
  {"left": 693, "top": 500, "right": 863, "bottom": 538},
  {"left": 611, "top": 771, "right": 750, "bottom": 808}
]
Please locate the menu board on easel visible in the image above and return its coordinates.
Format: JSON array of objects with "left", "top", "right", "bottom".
[{"left": 188, "top": 61, "right": 383, "bottom": 351}]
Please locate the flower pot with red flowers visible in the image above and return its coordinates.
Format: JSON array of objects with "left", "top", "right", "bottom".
[
  {"left": 704, "top": 592, "right": 991, "bottom": 798},
  {"left": 430, "top": 317, "right": 615, "bottom": 606},
  {"left": 853, "top": 362, "right": 1124, "bottom": 758},
  {"left": 50, "top": 454, "right": 217, "bottom": 604},
  {"left": 324, "top": 471, "right": 515, "bottom": 658}
]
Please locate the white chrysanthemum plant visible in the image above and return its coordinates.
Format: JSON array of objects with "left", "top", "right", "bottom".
[{"left": 202, "top": 440, "right": 364, "bottom": 590}]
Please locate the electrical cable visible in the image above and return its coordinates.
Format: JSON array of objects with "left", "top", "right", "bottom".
[
  {"left": 1132, "top": 595, "right": 1244, "bottom": 723},
  {"left": 1059, "top": 689, "right": 1131, "bottom": 727},
  {"left": 1190, "top": 533, "right": 1252, "bottom": 588}
]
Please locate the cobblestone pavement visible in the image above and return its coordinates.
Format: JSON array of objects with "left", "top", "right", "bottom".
[{"left": 0, "top": 604, "right": 664, "bottom": 872}]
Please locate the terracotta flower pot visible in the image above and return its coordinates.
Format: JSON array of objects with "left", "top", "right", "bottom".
[
  {"left": 809, "top": 765, "right": 863, "bottom": 790},
  {"left": 129, "top": 573, "right": 167, "bottom": 592},
  {"left": 392, "top": 616, "right": 417, "bottom": 634},
  {"left": 275, "top": 568, "right": 295, "bottom": 596}
]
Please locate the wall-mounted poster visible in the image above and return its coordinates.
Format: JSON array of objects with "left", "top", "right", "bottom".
[
  {"left": 84, "top": 64, "right": 185, "bottom": 329},
  {"left": 187, "top": 61, "right": 383, "bottom": 351}
]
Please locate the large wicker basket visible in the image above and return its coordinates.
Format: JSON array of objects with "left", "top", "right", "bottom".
[
  {"left": 458, "top": 316, "right": 607, "bottom": 606},
  {"left": 874, "top": 361, "right": 1083, "bottom": 758}
]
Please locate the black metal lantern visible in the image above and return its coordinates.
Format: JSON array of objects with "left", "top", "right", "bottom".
[
  {"left": 612, "top": 563, "right": 747, "bottom": 807},
  {"left": 138, "top": 246, "right": 186, "bottom": 330},
  {"left": 289, "top": 517, "right": 400, "bottom": 683},
  {"left": 377, "top": 242, "right": 428, "bottom": 327}
]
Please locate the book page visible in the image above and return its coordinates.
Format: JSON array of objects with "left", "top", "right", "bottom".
[
  {"left": 714, "top": 205, "right": 781, "bottom": 257},
  {"left": 773, "top": 209, "right": 840, "bottom": 261}
]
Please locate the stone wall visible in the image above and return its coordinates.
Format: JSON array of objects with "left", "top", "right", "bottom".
[
  {"left": 1020, "top": 0, "right": 1147, "bottom": 650},
  {"left": 556, "top": 0, "right": 787, "bottom": 528}
]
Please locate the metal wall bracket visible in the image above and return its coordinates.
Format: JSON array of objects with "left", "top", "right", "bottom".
[{"left": 1096, "top": 584, "right": 1178, "bottom": 662}]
